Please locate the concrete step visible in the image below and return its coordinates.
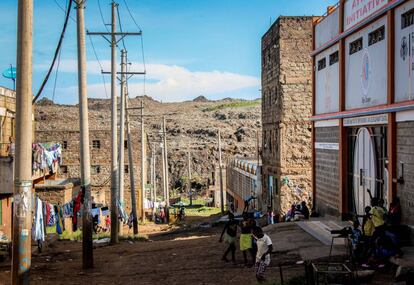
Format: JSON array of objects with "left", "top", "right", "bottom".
[{"left": 297, "top": 220, "right": 351, "bottom": 246}]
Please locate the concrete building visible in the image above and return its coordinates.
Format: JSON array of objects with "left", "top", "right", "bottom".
[
  {"left": 0, "top": 87, "right": 15, "bottom": 157},
  {"left": 261, "top": 17, "right": 314, "bottom": 216},
  {"left": 0, "top": 87, "right": 14, "bottom": 241},
  {"left": 226, "top": 158, "right": 262, "bottom": 212},
  {"left": 312, "top": 0, "right": 414, "bottom": 226}
]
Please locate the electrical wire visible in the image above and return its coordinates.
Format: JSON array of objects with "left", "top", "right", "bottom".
[
  {"left": 98, "top": 0, "right": 110, "bottom": 33},
  {"left": 122, "top": 0, "right": 142, "bottom": 31},
  {"left": 52, "top": 45, "right": 63, "bottom": 102},
  {"left": 116, "top": 4, "right": 127, "bottom": 51},
  {"left": 54, "top": 0, "right": 76, "bottom": 23},
  {"left": 33, "top": 0, "right": 72, "bottom": 104},
  {"left": 88, "top": 34, "right": 109, "bottom": 99},
  {"left": 120, "top": 0, "right": 147, "bottom": 95}
]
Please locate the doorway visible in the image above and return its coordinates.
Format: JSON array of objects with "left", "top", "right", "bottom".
[{"left": 348, "top": 126, "right": 388, "bottom": 216}]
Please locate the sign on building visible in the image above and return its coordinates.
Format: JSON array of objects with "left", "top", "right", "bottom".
[
  {"left": 395, "top": 0, "right": 414, "bottom": 102},
  {"left": 344, "top": 0, "right": 389, "bottom": 31},
  {"left": 343, "top": 114, "right": 388, "bottom": 126},
  {"left": 345, "top": 17, "right": 388, "bottom": 109},
  {"left": 315, "top": 44, "right": 340, "bottom": 114}
]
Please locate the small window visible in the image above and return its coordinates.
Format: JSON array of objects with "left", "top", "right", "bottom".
[
  {"left": 92, "top": 140, "right": 101, "bottom": 149},
  {"left": 92, "top": 165, "right": 101, "bottom": 174},
  {"left": 349, "top": 37, "right": 363, "bottom": 55},
  {"left": 124, "top": 165, "right": 129, "bottom": 174},
  {"left": 61, "top": 165, "right": 68, "bottom": 174},
  {"left": 329, "top": 51, "right": 339, "bottom": 65},
  {"left": 368, "top": 26, "right": 385, "bottom": 46},
  {"left": 317, "top": 58, "right": 326, "bottom": 71},
  {"left": 402, "top": 9, "right": 414, "bottom": 29},
  {"left": 62, "top": 141, "right": 68, "bottom": 149},
  {"left": 124, "top": 140, "right": 128, "bottom": 149}
]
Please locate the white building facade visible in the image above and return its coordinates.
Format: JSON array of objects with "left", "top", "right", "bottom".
[{"left": 312, "top": 0, "right": 414, "bottom": 226}]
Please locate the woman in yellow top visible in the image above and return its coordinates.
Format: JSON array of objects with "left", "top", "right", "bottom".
[
  {"left": 240, "top": 215, "right": 255, "bottom": 266},
  {"left": 362, "top": 206, "right": 375, "bottom": 237}
]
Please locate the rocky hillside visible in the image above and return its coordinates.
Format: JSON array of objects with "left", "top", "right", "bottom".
[{"left": 35, "top": 96, "right": 261, "bottom": 190}]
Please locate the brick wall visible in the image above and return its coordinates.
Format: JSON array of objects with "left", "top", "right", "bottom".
[
  {"left": 315, "top": 126, "right": 340, "bottom": 216},
  {"left": 396, "top": 121, "right": 414, "bottom": 226},
  {"left": 261, "top": 17, "right": 314, "bottom": 215}
]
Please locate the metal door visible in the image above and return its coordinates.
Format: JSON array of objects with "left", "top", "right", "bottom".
[{"left": 352, "top": 128, "right": 377, "bottom": 216}]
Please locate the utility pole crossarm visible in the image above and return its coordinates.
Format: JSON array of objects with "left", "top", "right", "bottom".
[
  {"left": 87, "top": 31, "right": 142, "bottom": 45},
  {"left": 102, "top": 71, "right": 146, "bottom": 75},
  {"left": 87, "top": 31, "right": 142, "bottom": 36}
]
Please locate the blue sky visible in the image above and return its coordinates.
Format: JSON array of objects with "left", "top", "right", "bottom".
[{"left": 0, "top": 0, "right": 337, "bottom": 104}]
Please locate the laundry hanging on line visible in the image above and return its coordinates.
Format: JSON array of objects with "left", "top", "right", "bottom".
[{"left": 32, "top": 142, "right": 62, "bottom": 175}]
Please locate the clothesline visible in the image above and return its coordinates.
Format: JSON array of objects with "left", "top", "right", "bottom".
[
  {"left": 32, "top": 190, "right": 130, "bottom": 242},
  {"left": 32, "top": 142, "right": 62, "bottom": 175}
]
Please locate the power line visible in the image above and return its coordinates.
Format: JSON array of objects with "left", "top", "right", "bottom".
[
  {"left": 120, "top": 0, "right": 147, "bottom": 95},
  {"left": 54, "top": 0, "right": 76, "bottom": 23},
  {"left": 122, "top": 0, "right": 142, "bottom": 31},
  {"left": 98, "top": 0, "right": 110, "bottom": 33},
  {"left": 33, "top": 0, "right": 73, "bottom": 104},
  {"left": 88, "top": 34, "right": 109, "bottom": 99},
  {"left": 52, "top": 45, "right": 63, "bottom": 102},
  {"left": 116, "top": 4, "right": 127, "bottom": 51}
]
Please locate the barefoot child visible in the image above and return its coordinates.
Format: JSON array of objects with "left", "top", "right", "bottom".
[
  {"left": 219, "top": 212, "right": 238, "bottom": 264},
  {"left": 252, "top": 226, "right": 273, "bottom": 282}
]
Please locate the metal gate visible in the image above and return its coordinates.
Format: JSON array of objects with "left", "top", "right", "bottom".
[{"left": 352, "top": 127, "right": 377, "bottom": 216}]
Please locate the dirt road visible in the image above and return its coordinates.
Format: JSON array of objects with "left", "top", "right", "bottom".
[{"left": 0, "top": 220, "right": 306, "bottom": 285}]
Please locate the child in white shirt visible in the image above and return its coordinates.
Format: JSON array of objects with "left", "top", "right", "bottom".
[{"left": 252, "top": 226, "right": 273, "bottom": 282}]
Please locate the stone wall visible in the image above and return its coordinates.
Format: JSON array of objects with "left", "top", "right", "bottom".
[
  {"left": 396, "top": 121, "right": 414, "bottom": 226},
  {"left": 35, "top": 128, "right": 144, "bottom": 213},
  {"left": 314, "top": 126, "right": 340, "bottom": 216},
  {"left": 261, "top": 17, "right": 314, "bottom": 215}
]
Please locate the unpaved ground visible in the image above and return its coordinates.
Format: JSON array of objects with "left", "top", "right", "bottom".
[
  {"left": 0, "top": 220, "right": 305, "bottom": 285},
  {"left": 0, "top": 219, "right": 396, "bottom": 285}
]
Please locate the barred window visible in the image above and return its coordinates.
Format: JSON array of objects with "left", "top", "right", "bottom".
[
  {"left": 62, "top": 141, "right": 68, "bottom": 149},
  {"left": 60, "top": 165, "right": 68, "bottom": 174},
  {"left": 92, "top": 165, "right": 101, "bottom": 174},
  {"left": 402, "top": 9, "right": 414, "bottom": 29},
  {"left": 349, "top": 37, "right": 363, "bottom": 55},
  {"left": 329, "top": 51, "right": 339, "bottom": 65},
  {"left": 368, "top": 26, "right": 385, "bottom": 46},
  {"left": 317, "top": 58, "right": 326, "bottom": 71},
  {"left": 124, "top": 140, "right": 128, "bottom": 149},
  {"left": 124, "top": 165, "right": 129, "bottom": 174},
  {"left": 92, "top": 140, "right": 101, "bottom": 149}
]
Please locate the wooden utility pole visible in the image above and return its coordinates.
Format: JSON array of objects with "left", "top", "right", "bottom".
[
  {"left": 187, "top": 149, "right": 192, "bottom": 206},
  {"left": 118, "top": 49, "right": 127, "bottom": 235},
  {"left": 256, "top": 129, "right": 260, "bottom": 166},
  {"left": 126, "top": 99, "right": 138, "bottom": 235},
  {"left": 161, "top": 126, "right": 167, "bottom": 204},
  {"left": 140, "top": 101, "right": 146, "bottom": 222},
  {"left": 88, "top": 2, "right": 142, "bottom": 244},
  {"left": 218, "top": 130, "right": 224, "bottom": 214},
  {"left": 12, "top": 0, "right": 33, "bottom": 283},
  {"left": 75, "top": 0, "right": 93, "bottom": 269},
  {"left": 163, "top": 116, "right": 170, "bottom": 207},
  {"left": 151, "top": 146, "right": 156, "bottom": 219},
  {"left": 109, "top": 1, "right": 119, "bottom": 244}
]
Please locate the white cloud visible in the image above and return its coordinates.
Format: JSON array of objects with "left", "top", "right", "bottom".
[{"left": 39, "top": 59, "right": 260, "bottom": 102}]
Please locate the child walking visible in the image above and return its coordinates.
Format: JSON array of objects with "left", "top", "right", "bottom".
[
  {"left": 219, "top": 212, "right": 238, "bottom": 264},
  {"left": 252, "top": 226, "right": 273, "bottom": 282}
]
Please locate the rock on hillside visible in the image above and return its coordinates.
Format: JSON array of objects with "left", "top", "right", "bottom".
[{"left": 34, "top": 97, "right": 262, "bottom": 190}]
